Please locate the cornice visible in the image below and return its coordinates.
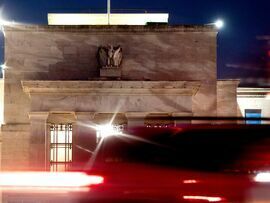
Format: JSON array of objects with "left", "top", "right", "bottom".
[
  {"left": 22, "top": 80, "right": 201, "bottom": 97},
  {"left": 3, "top": 25, "right": 217, "bottom": 33}
]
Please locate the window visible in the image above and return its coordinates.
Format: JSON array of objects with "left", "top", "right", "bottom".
[
  {"left": 145, "top": 114, "right": 174, "bottom": 128},
  {"left": 50, "top": 124, "right": 72, "bottom": 171},
  {"left": 245, "top": 109, "right": 262, "bottom": 124}
]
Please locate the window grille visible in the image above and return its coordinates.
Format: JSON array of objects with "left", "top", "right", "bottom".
[{"left": 50, "top": 124, "right": 72, "bottom": 171}]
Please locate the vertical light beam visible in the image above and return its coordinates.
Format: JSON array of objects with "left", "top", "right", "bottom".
[{"left": 107, "top": 0, "right": 111, "bottom": 25}]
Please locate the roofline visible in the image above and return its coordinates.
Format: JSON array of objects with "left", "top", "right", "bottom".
[
  {"left": 3, "top": 24, "right": 217, "bottom": 33},
  {"left": 217, "top": 79, "right": 241, "bottom": 86},
  {"left": 237, "top": 87, "right": 270, "bottom": 98},
  {"left": 237, "top": 87, "right": 270, "bottom": 92}
]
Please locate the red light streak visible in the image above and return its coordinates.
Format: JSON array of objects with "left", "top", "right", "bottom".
[
  {"left": 183, "top": 195, "right": 223, "bottom": 202},
  {"left": 183, "top": 179, "right": 198, "bottom": 184}
]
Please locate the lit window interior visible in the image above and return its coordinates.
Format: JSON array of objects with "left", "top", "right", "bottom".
[{"left": 50, "top": 124, "right": 72, "bottom": 171}]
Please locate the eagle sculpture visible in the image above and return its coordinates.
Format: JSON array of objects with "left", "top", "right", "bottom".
[{"left": 98, "top": 45, "right": 123, "bottom": 68}]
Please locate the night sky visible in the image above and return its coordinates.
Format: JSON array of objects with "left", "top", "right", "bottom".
[{"left": 0, "top": 0, "right": 269, "bottom": 85}]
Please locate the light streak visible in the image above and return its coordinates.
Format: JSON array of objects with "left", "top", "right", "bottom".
[
  {"left": 183, "top": 195, "right": 224, "bottom": 202},
  {"left": 0, "top": 172, "right": 104, "bottom": 188}
]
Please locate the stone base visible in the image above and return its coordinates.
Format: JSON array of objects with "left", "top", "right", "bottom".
[{"left": 100, "top": 68, "right": 121, "bottom": 78}]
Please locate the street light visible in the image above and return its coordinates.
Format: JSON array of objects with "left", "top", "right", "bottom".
[
  {"left": 205, "top": 19, "right": 225, "bottom": 30},
  {"left": 0, "top": 63, "right": 7, "bottom": 70},
  {"left": 0, "top": 17, "right": 5, "bottom": 32},
  {"left": 0, "top": 16, "right": 12, "bottom": 33},
  {"left": 0, "top": 16, "right": 10, "bottom": 26},
  {"left": 214, "top": 19, "right": 224, "bottom": 29},
  {"left": 96, "top": 123, "right": 123, "bottom": 139}
]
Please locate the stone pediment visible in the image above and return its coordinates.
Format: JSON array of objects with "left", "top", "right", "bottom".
[{"left": 22, "top": 81, "right": 200, "bottom": 96}]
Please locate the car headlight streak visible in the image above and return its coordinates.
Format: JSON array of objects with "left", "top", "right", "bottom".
[
  {"left": 0, "top": 172, "right": 104, "bottom": 188},
  {"left": 254, "top": 172, "right": 270, "bottom": 182},
  {"left": 183, "top": 195, "right": 223, "bottom": 202}
]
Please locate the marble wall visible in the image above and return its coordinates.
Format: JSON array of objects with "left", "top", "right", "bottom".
[
  {"left": 3, "top": 25, "right": 217, "bottom": 123},
  {"left": 217, "top": 80, "right": 240, "bottom": 117},
  {"left": 1, "top": 25, "right": 218, "bottom": 170},
  {"left": 1, "top": 125, "right": 30, "bottom": 170},
  {"left": 0, "top": 79, "right": 3, "bottom": 124}
]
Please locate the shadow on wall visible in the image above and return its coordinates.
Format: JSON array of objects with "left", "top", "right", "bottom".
[
  {"left": 47, "top": 32, "right": 215, "bottom": 81},
  {"left": 48, "top": 39, "right": 99, "bottom": 80}
]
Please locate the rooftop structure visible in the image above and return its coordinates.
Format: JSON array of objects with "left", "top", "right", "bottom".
[{"left": 48, "top": 13, "right": 169, "bottom": 25}]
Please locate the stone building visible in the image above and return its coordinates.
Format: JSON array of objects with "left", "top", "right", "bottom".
[{"left": 0, "top": 25, "right": 239, "bottom": 171}]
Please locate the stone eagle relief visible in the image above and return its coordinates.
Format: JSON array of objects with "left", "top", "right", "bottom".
[{"left": 98, "top": 45, "right": 123, "bottom": 68}]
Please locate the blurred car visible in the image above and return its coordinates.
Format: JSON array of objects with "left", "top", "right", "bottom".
[
  {"left": 4, "top": 124, "right": 270, "bottom": 203},
  {"left": 83, "top": 125, "right": 270, "bottom": 203}
]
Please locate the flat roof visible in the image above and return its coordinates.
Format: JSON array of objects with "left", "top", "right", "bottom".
[
  {"left": 3, "top": 25, "right": 216, "bottom": 33},
  {"left": 48, "top": 13, "right": 169, "bottom": 26}
]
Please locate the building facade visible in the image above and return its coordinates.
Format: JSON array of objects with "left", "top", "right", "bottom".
[
  {"left": 0, "top": 25, "right": 239, "bottom": 171},
  {"left": 237, "top": 88, "right": 270, "bottom": 124}
]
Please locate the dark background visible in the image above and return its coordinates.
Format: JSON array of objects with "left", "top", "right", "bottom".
[{"left": 0, "top": 0, "right": 269, "bottom": 85}]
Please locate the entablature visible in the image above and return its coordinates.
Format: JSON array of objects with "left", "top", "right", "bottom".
[{"left": 22, "top": 80, "right": 201, "bottom": 97}]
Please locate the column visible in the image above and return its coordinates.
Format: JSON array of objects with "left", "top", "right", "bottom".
[
  {"left": 0, "top": 136, "right": 2, "bottom": 203},
  {"left": 0, "top": 135, "right": 2, "bottom": 171},
  {"left": 28, "top": 112, "right": 49, "bottom": 171},
  {"left": 172, "top": 112, "right": 193, "bottom": 126}
]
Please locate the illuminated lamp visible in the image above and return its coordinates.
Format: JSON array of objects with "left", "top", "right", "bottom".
[
  {"left": 0, "top": 63, "right": 7, "bottom": 70},
  {"left": 96, "top": 123, "right": 123, "bottom": 139},
  {"left": 214, "top": 19, "right": 224, "bottom": 29}
]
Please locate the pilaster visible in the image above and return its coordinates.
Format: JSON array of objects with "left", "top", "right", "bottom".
[
  {"left": 125, "top": 112, "right": 148, "bottom": 127},
  {"left": 28, "top": 112, "right": 49, "bottom": 171},
  {"left": 172, "top": 112, "right": 193, "bottom": 126}
]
